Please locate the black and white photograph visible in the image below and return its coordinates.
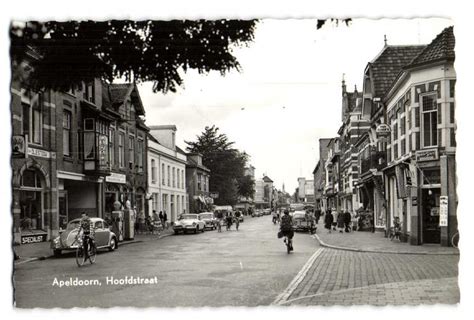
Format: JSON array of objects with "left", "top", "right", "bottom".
[{"left": 2, "top": 0, "right": 474, "bottom": 318}]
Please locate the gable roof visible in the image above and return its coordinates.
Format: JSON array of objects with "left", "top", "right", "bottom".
[
  {"left": 102, "top": 83, "right": 146, "bottom": 116},
  {"left": 262, "top": 175, "right": 273, "bottom": 183},
  {"left": 405, "top": 26, "right": 455, "bottom": 68},
  {"left": 368, "top": 45, "right": 426, "bottom": 98}
]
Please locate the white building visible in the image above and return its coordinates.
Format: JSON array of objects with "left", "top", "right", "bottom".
[{"left": 147, "top": 125, "right": 188, "bottom": 223}]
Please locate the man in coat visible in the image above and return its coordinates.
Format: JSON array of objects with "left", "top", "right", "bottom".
[
  {"left": 343, "top": 211, "right": 352, "bottom": 232},
  {"left": 324, "top": 211, "right": 334, "bottom": 234}
]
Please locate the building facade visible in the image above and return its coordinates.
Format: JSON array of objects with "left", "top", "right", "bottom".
[
  {"left": 147, "top": 125, "right": 188, "bottom": 223},
  {"left": 12, "top": 73, "right": 149, "bottom": 245},
  {"left": 185, "top": 153, "right": 212, "bottom": 213},
  {"left": 313, "top": 138, "right": 332, "bottom": 212},
  {"left": 383, "top": 26, "right": 456, "bottom": 246}
]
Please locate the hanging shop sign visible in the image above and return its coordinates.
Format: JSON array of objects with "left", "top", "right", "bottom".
[
  {"left": 416, "top": 149, "right": 439, "bottom": 162},
  {"left": 439, "top": 196, "right": 448, "bottom": 227},
  {"left": 375, "top": 123, "right": 391, "bottom": 137}
]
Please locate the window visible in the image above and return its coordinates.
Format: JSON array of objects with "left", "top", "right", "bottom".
[
  {"left": 108, "top": 127, "right": 115, "bottom": 167},
  {"left": 151, "top": 159, "right": 157, "bottom": 184},
  {"left": 421, "top": 94, "right": 438, "bottom": 147},
  {"left": 172, "top": 167, "right": 176, "bottom": 188},
  {"left": 162, "top": 163, "right": 165, "bottom": 185},
  {"left": 197, "top": 173, "right": 202, "bottom": 191},
  {"left": 128, "top": 136, "right": 134, "bottom": 169},
  {"left": 177, "top": 170, "right": 180, "bottom": 189},
  {"left": 84, "top": 82, "right": 95, "bottom": 104},
  {"left": 137, "top": 139, "right": 144, "bottom": 172},
  {"left": 118, "top": 132, "right": 125, "bottom": 167},
  {"left": 21, "top": 89, "right": 43, "bottom": 145},
  {"left": 167, "top": 166, "right": 171, "bottom": 186},
  {"left": 63, "top": 110, "right": 72, "bottom": 156},
  {"left": 182, "top": 170, "right": 185, "bottom": 189},
  {"left": 152, "top": 193, "right": 158, "bottom": 211}
]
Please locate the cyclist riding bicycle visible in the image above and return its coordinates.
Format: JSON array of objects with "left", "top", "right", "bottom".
[
  {"left": 279, "top": 210, "right": 294, "bottom": 251},
  {"left": 79, "top": 212, "right": 94, "bottom": 258}
]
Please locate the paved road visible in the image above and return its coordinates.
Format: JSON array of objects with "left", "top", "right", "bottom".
[{"left": 14, "top": 215, "right": 318, "bottom": 308}]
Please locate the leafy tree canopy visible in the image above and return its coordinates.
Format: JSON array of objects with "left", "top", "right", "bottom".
[
  {"left": 10, "top": 20, "right": 257, "bottom": 93},
  {"left": 185, "top": 125, "right": 253, "bottom": 205}
]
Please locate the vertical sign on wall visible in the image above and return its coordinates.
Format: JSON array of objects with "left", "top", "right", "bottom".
[{"left": 439, "top": 196, "right": 448, "bottom": 227}]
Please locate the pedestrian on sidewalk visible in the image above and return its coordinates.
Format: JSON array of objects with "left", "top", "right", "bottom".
[
  {"left": 159, "top": 211, "right": 164, "bottom": 226},
  {"left": 315, "top": 209, "right": 321, "bottom": 224},
  {"left": 343, "top": 211, "right": 352, "bottom": 232},
  {"left": 163, "top": 211, "right": 168, "bottom": 229},
  {"left": 337, "top": 211, "right": 345, "bottom": 233},
  {"left": 324, "top": 211, "right": 334, "bottom": 233}
]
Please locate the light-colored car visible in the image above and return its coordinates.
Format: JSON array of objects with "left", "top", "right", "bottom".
[
  {"left": 173, "top": 214, "right": 206, "bottom": 234},
  {"left": 198, "top": 212, "right": 217, "bottom": 230},
  {"left": 51, "top": 217, "right": 118, "bottom": 257},
  {"left": 292, "top": 211, "right": 311, "bottom": 232}
]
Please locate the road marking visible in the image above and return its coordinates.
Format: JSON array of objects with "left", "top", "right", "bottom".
[
  {"left": 271, "top": 248, "right": 324, "bottom": 305},
  {"left": 240, "top": 261, "right": 243, "bottom": 270}
]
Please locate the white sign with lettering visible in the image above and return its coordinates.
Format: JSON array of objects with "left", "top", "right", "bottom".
[
  {"left": 439, "top": 196, "right": 448, "bottom": 227},
  {"left": 106, "top": 172, "right": 127, "bottom": 184},
  {"left": 28, "top": 147, "right": 51, "bottom": 159}
]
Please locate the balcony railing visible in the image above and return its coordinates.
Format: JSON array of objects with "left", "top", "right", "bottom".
[{"left": 360, "top": 151, "right": 387, "bottom": 174}]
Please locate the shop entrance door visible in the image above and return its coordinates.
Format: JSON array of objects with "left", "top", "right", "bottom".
[{"left": 422, "top": 188, "right": 441, "bottom": 243}]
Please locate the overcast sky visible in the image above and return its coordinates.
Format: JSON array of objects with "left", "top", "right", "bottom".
[{"left": 138, "top": 18, "right": 452, "bottom": 193}]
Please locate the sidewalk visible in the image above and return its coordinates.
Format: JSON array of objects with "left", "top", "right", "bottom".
[
  {"left": 313, "top": 227, "right": 459, "bottom": 255},
  {"left": 13, "top": 229, "right": 175, "bottom": 265}
]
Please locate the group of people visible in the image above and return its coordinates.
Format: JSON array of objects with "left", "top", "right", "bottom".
[
  {"left": 215, "top": 210, "right": 242, "bottom": 231},
  {"left": 323, "top": 209, "right": 353, "bottom": 233}
]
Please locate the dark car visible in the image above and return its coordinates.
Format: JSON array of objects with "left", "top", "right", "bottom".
[{"left": 292, "top": 211, "right": 311, "bottom": 232}]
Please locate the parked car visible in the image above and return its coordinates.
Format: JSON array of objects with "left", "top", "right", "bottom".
[
  {"left": 173, "top": 214, "right": 206, "bottom": 234},
  {"left": 51, "top": 217, "right": 118, "bottom": 257},
  {"left": 292, "top": 211, "right": 311, "bottom": 232},
  {"left": 198, "top": 212, "right": 218, "bottom": 230},
  {"left": 263, "top": 208, "right": 271, "bottom": 215}
]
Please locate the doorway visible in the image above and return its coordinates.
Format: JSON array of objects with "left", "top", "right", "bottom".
[{"left": 422, "top": 188, "right": 441, "bottom": 243}]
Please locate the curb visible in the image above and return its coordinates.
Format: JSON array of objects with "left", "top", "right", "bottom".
[
  {"left": 313, "top": 234, "right": 459, "bottom": 256},
  {"left": 14, "top": 233, "right": 175, "bottom": 266}
]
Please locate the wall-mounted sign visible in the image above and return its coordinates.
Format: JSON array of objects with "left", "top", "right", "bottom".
[
  {"left": 416, "top": 149, "right": 439, "bottom": 162},
  {"left": 21, "top": 233, "right": 47, "bottom": 244},
  {"left": 28, "top": 147, "right": 51, "bottom": 159},
  {"left": 12, "top": 135, "right": 26, "bottom": 157},
  {"left": 106, "top": 172, "right": 126, "bottom": 184},
  {"left": 439, "top": 196, "right": 448, "bottom": 227},
  {"left": 375, "top": 123, "right": 391, "bottom": 137}
]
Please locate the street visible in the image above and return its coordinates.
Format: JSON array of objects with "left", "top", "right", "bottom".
[
  {"left": 14, "top": 216, "right": 459, "bottom": 308},
  {"left": 14, "top": 216, "right": 317, "bottom": 308}
]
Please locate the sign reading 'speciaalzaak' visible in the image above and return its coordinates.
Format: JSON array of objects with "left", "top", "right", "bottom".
[{"left": 52, "top": 276, "right": 159, "bottom": 288}]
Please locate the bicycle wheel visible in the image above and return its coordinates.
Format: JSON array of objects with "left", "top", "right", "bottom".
[
  {"left": 76, "top": 246, "right": 86, "bottom": 267},
  {"left": 88, "top": 241, "right": 97, "bottom": 264}
]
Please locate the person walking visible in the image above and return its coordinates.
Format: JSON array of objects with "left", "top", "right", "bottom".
[
  {"left": 159, "top": 211, "right": 164, "bottom": 226},
  {"left": 163, "top": 211, "right": 168, "bottom": 229},
  {"left": 315, "top": 209, "right": 321, "bottom": 225},
  {"left": 337, "top": 211, "right": 345, "bottom": 233},
  {"left": 324, "top": 210, "right": 334, "bottom": 233},
  {"left": 343, "top": 211, "right": 352, "bottom": 232}
]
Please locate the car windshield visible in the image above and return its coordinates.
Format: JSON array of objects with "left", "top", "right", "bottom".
[
  {"left": 181, "top": 214, "right": 198, "bottom": 220},
  {"left": 293, "top": 213, "right": 306, "bottom": 219},
  {"left": 200, "top": 214, "right": 213, "bottom": 219},
  {"left": 67, "top": 220, "right": 81, "bottom": 230}
]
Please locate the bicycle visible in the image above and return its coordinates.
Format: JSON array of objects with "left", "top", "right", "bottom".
[
  {"left": 75, "top": 230, "right": 97, "bottom": 267},
  {"left": 283, "top": 235, "right": 293, "bottom": 254},
  {"left": 451, "top": 231, "right": 459, "bottom": 248}
]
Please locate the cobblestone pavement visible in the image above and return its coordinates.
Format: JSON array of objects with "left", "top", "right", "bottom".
[{"left": 276, "top": 248, "right": 459, "bottom": 306}]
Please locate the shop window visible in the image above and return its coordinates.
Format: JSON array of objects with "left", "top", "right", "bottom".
[
  {"left": 21, "top": 89, "right": 43, "bottom": 145},
  {"left": 421, "top": 94, "right": 438, "bottom": 148}
]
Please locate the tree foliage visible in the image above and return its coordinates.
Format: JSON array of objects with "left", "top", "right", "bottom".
[
  {"left": 10, "top": 20, "right": 257, "bottom": 92},
  {"left": 185, "top": 125, "right": 253, "bottom": 206}
]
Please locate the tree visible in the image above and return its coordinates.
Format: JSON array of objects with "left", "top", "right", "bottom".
[
  {"left": 237, "top": 175, "right": 255, "bottom": 199},
  {"left": 185, "top": 125, "right": 252, "bottom": 206},
  {"left": 10, "top": 20, "right": 257, "bottom": 93}
]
